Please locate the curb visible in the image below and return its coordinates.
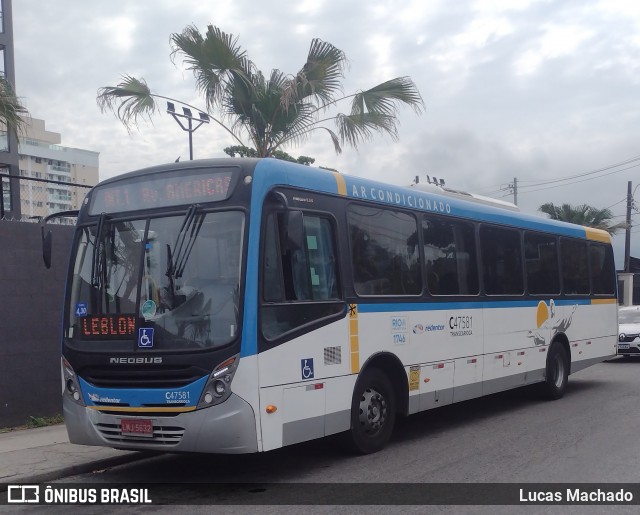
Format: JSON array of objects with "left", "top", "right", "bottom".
[{"left": 0, "top": 451, "right": 154, "bottom": 489}]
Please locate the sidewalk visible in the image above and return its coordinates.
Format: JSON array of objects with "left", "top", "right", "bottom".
[{"left": 0, "top": 424, "right": 148, "bottom": 486}]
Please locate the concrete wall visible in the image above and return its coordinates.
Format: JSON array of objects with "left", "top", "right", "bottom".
[{"left": 0, "top": 220, "right": 74, "bottom": 427}]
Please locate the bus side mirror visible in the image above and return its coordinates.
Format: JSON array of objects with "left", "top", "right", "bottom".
[
  {"left": 39, "top": 209, "right": 79, "bottom": 269},
  {"left": 42, "top": 227, "right": 52, "bottom": 269},
  {"left": 285, "top": 210, "right": 305, "bottom": 252}
]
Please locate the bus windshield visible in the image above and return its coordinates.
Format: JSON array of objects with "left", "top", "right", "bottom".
[{"left": 66, "top": 210, "right": 244, "bottom": 350}]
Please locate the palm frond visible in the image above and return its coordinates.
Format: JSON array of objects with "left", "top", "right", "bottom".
[
  {"left": 96, "top": 75, "right": 156, "bottom": 131},
  {"left": 538, "top": 202, "right": 624, "bottom": 234},
  {"left": 351, "top": 77, "right": 424, "bottom": 116},
  {"left": 318, "top": 126, "right": 342, "bottom": 154},
  {"left": 281, "top": 38, "right": 347, "bottom": 109},
  {"left": 336, "top": 112, "right": 398, "bottom": 148},
  {"left": 266, "top": 102, "right": 318, "bottom": 153},
  {"left": 0, "top": 76, "right": 29, "bottom": 137},
  {"left": 171, "top": 24, "right": 253, "bottom": 112}
]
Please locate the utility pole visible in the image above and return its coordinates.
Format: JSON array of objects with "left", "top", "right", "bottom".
[
  {"left": 508, "top": 177, "right": 518, "bottom": 205},
  {"left": 625, "top": 181, "right": 632, "bottom": 273}
]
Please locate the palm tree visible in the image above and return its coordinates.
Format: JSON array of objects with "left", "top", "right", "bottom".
[
  {"left": 97, "top": 24, "right": 424, "bottom": 157},
  {"left": 538, "top": 202, "right": 626, "bottom": 235},
  {"left": 0, "top": 76, "right": 29, "bottom": 137}
]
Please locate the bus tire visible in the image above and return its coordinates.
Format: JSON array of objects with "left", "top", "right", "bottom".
[
  {"left": 345, "top": 367, "right": 396, "bottom": 454},
  {"left": 540, "top": 344, "right": 569, "bottom": 400}
]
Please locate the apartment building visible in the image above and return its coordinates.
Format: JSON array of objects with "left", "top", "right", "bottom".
[
  {"left": 0, "top": 0, "right": 20, "bottom": 217},
  {"left": 18, "top": 118, "right": 99, "bottom": 219}
]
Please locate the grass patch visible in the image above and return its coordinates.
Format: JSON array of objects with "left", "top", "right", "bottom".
[
  {"left": 0, "top": 414, "right": 65, "bottom": 433},
  {"left": 26, "top": 414, "right": 64, "bottom": 428}
]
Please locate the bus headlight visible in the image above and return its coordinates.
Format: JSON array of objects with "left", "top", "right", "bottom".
[
  {"left": 197, "top": 355, "right": 238, "bottom": 408},
  {"left": 61, "top": 357, "right": 85, "bottom": 406}
]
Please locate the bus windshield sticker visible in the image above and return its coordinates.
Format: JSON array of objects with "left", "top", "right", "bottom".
[
  {"left": 138, "top": 328, "right": 154, "bottom": 348},
  {"left": 75, "top": 302, "right": 87, "bottom": 317},
  {"left": 141, "top": 300, "right": 157, "bottom": 319}
]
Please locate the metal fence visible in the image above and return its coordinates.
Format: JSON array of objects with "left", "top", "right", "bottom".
[{"left": 1, "top": 174, "right": 92, "bottom": 223}]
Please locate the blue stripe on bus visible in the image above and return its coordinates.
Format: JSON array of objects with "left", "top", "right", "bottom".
[
  {"left": 356, "top": 298, "right": 592, "bottom": 313},
  {"left": 78, "top": 375, "right": 208, "bottom": 408},
  {"left": 341, "top": 175, "right": 586, "bottom": 238}
]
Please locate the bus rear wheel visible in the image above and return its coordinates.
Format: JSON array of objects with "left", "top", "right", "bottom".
[
  {"left": 540, "top": 343, "right": 569, "bottom": 400},
  {"left": 346, "top": 368, "right": 396, "bottom": 454}
]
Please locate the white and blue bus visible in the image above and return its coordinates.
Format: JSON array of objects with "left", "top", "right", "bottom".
[{"left": 47, "top": 158, "right": 618, "bottom": 454}]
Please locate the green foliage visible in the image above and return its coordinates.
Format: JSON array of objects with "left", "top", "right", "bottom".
[
  {"left": 0, "top": 414, "right": 64, "bottom": 433},
  {"left": 26, "top": 414, "right": 64, "bottom": 428},
  {"left": 0, "top": 76, "right": 29, "bottom": 137},
  {"left": 97, "top": 75, "right": 156, "bottom": 132},
  {"left": 223, "top": 145, "right": 257, "bottom": 158},
  {"left": 98, "top": 24, "right": 424, "bottom": 158},
  {"left": 224, "top": 145, "right": 315, "bottom": 165},
  {"left": 538, "top": 202, "right": 626, "bottom": 235}
]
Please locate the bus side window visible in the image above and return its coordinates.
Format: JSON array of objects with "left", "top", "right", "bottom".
[
  {"left": 347, "top": 204, "right": 421, "bottom": 296},
  {"left": 305, "top": 216, "right": 339, "bottom": 300},
  {"left": 261, "top": 210, "right": 343, "bottom": 341},
  {"left": 589, "top": 243, "right": 615, "bottom": 295},
  {"left": 264, "top": 211, "right": 334, "bottom": 302},
  {"left": 263, "top": 213, "right": 284, "bottom": 302},
  {"left": 560, "top": 239, "right": 589, "bottom": 295},
  {"left": 480, "top": 226, "right": 523, "bottom": 295},
  {"left": 524, "top": 233, "right": 560, "bottom": 295},
  {"left": 423, "top": 216, "right": 479, "bottom": 296}
]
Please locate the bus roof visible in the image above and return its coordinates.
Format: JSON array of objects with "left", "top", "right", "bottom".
[{"left": 95, "top": 157, "right": 611, "bottom": 244}]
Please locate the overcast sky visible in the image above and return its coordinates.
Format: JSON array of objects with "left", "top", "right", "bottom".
[{"left": 12, "top": 0, "right": 640, "bottom": 265}]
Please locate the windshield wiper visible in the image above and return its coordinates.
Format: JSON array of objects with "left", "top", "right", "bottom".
[
  {"left": 165, "top": 243, "right": 177, "bottom": 308},
  {"left": 89, "top": 213, "right": 113, "bottom": 313},
  {"left": 90, "top": 213, "right": 107, "bottom": 288},
  {"left": 166, "top": 204, "right": 204, "bottom": 279}
]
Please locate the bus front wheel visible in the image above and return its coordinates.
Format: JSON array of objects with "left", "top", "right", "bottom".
[
  {"left": 346, "top": 368, "right": 396, "bottom": 454},
  {"left": 541, "top": 344, "right": 569, "bottom": 400}
]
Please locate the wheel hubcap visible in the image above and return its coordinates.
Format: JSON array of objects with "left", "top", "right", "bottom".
[
  {"left": 553, "top": 355, "right": 565, "bottom": 388},
  {"left": 359, "top": 387, "right": 387, "bottom": 436}
]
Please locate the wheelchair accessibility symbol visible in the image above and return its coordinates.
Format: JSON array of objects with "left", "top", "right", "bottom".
[
  {"left": 138, "top": 328, "right": 154, "bottom": 348},
  {"left": 301, "top": 358, "right": 314, "bottom": 380}
]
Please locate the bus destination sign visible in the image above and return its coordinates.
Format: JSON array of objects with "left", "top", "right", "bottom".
[
  {"left": 80, "top": 314, "right": 136, "bottom": 340},
  {"left": 89, "top": 168, "right": 236, "bottom": 214}
]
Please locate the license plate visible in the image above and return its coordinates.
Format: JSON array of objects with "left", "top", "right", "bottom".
[
  {"left": 121, "top": 418, "right": 153, "bottom": 437},
  {"left": 618, "top": 344, "right": 630, "bottom": 350}
]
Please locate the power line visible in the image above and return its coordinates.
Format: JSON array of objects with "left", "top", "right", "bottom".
[
  {"left": 517, "top": 162, "right": 640, "bottom": 195},
  {"left": 516, "top": 154, "right": 640, "bottom": 187},
  {"left": 605, "top": 197, "right": 628, "bottom": 210},
  {"left": 476, "top": 153, "right": 640, "bottom": 198}
]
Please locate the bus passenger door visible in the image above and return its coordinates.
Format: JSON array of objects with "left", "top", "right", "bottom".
[{"left": 257, "top": 204, "right": 347, "bottom": 451}]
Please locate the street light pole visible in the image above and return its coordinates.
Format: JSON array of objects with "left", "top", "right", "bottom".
[{"left": 166, "top": 102, "right": 210, "bottom": 160}]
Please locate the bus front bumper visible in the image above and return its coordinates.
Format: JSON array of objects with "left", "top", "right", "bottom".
[{"left": 63, "top": 393, "right": 258, "bottom": 454}]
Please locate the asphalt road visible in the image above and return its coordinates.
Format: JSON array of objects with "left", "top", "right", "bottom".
[{"left": 21, "top": 356, "right": 640, "bottom": 514}]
